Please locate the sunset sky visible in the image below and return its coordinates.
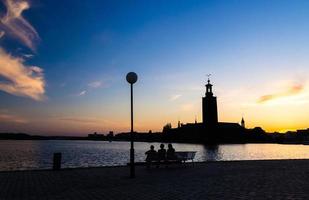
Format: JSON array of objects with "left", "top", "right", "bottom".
[{"left": 0, "top": 0, "right": 309, "bottom": 135}]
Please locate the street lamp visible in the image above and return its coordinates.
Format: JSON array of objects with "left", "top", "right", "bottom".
[{"left": 126, "top": 72, "right": 138, "bottom": 178}]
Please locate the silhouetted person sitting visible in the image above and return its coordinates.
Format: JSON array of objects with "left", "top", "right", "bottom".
[
  {"left": 167, "top": 144, "right": 177, "bottom": 160},
  {"left": 145, "top": 145, "right": 157, "bottom": 168},
  {"left": 157, "top": 144, "right": 166, "bottom": 162}
]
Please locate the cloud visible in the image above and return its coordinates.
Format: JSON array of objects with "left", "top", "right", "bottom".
[
  {"left": 0, "top": 31, "right": 5, "bottom": 38},
  {"left": 0, "top": 0, "right": 40, "bottom": 51},
  {"left": 22, "top": 53, "right": 34, "bottom": 58},
  {"left": 88, "top": 81, "right": 102, "bottom": 88},
  {"left": 59, "top": 117, "right": 119, "bottom": 126},
  {"left": 0, "top": 112, "right": 27, "bottom": 123},
  {"left": 77, "top": 80, "right": 108, "bottom": 96},
  {"left": 78, "top": 90, "right": 86, "bottom": 96},
  {"left": 60, "top": 117, "right": 98, "bottom": 124},
  {"left": 0, "top": 0, "right": 45, "bottom": 101},
  {"left": 0, "top": 48, "right": 45, "bottom": 100},
  {"left": 258, "top": 83, "right": 304, "bottom": 103},
  {"left": 169, "top": 94, "right": 182, "bottom": 101}
]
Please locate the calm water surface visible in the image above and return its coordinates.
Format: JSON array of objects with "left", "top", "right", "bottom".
[{"left": 1, "top": 140, "right": 309, "bottom": 171}]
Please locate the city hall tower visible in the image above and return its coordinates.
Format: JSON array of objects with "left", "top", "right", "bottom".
[{"left": 202, "top": 78, "right": 218, "bottom": 126}]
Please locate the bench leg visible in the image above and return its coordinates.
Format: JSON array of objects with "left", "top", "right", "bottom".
[{"left": 146, "top": 162, "right": 150, "bottom": 169}]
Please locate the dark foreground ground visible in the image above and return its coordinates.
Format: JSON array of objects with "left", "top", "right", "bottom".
[{"left": 1, "top": 159, "right": 309, "bottom": 200}]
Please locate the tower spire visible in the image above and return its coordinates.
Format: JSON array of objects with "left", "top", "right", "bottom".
[
  {"left": 241, "top": 116, "right": 245, "bottom": 128},
  {"left": 205, "top": 74, "right": 213, "bottom": 97}
]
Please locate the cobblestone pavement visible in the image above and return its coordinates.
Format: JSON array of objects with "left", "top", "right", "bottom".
[{"left": 1, "top": 159, "right": 309, "bottom": 200}]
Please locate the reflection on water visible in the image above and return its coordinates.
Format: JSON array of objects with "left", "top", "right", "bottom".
[
  {"left": 2, "top": 140, "right": 309, "bottom": 171},
  {"left": 203, "top": 145, "right": 219, "bottom": 161}
]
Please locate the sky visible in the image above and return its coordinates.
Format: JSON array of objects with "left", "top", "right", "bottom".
[{"left": 0, "top": 0, "right": 309, "bottom": 136}]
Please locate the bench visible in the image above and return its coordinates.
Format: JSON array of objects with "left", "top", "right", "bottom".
[
  {"left": 128, "top": 151, "right": 197, "bottom": 167},
  {"left": 146, "top": 151, "right": 196, "bottom": 167},
  {"left": 174, "top": 151, "right": 196, "bottom": 164}
]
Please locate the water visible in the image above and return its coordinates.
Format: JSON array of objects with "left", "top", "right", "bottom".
[{"left": 1, "top": 140, "right": 309, "bottom": 171}]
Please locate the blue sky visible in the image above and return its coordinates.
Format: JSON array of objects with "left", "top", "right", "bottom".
[{"left": 0, "top": 0, "right": 309, "bottom": 135}]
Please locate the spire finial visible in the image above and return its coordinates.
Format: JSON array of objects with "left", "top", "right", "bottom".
[{"left": 206, "top": 74, "right": 211, "bottom": 83}]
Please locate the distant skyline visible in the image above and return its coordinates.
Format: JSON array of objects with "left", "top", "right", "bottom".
[{"left": 0, "top": 0, "right": 309, "bottom": 135}]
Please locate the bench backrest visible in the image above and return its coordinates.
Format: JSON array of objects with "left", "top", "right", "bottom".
[{"left": 175, "top": 151, "right": 196, "bottom": 160}]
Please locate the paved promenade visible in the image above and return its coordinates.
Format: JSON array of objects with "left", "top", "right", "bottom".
[{"left": 1, "top": 159, "right": 309, "bottom": 200}]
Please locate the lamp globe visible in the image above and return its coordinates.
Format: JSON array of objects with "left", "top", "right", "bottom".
[{"left": 126, "top": 72, "right": 138, "bottom": 84}]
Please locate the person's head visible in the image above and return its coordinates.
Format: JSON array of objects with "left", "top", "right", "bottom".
[
  {"left": 168, "top": 144, "right": 173, "bottom": 149},
  {"left": 150, "top": 145, "right": 154, "bottom": 150},
  {"left": 160, "top": 144, "right": 164, "bottom": 149}
]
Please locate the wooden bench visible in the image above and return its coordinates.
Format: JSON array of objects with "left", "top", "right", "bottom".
[
  {"left": 128, "top": 151, "right": 197, "bottom": 167},
  {"left": 174, "top": 151, "right": 196, "bottom": 164},
  {"left": 148, "top": 151, "right": 196, "bottom": 167}
]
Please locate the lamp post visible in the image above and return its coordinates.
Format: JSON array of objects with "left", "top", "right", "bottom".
[{"left": 126, "top": 72, "right": 138, "bottom": 178}]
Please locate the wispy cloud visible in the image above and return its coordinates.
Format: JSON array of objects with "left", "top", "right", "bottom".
[
  {"left": 0, "top": 31, "right": 5, "bottom": 38},
  {"left": 0, "top": 0, "right": 45, "bottom": 101},
  {"left": 88, "top": 81, "right": 102, "bottom": 88},
  {"left": 77, "top": 80, "right": 109, "bottom": 96},
  {"left": 0, "top": 112, "right": 27, "bottom": 123},
  {"left": 258, "top": 83, "right": 304, "bottom": 103},
  {"left": 169, "top": 94, "right": 182, "bottom": 101},
  {"left": 0, "top": 48, "right": 45, "bottom": 100},
  {"left": 0, "top": 0, "right": 40, "bottom": 51},
  {"left": 22, "top": 53, "right": 34, "bottom": 58},
  {"left": 59, "top": 117, "right": 119, "bottom": 126},
  {"left": 60, "top": 117, "right": 98, "bottom": 124},
  {"left": 78, "top": 90, "right": 87, "bottom": 96}
]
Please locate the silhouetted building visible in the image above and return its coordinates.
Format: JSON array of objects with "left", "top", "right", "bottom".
[
  {"left": 202, "top": 79, "right": 218, "bottom": 126},
  {"left": 88, "top": 132, "right": 105, "bottom": 140},
  {"left": 163, "top": 78, "right": 249, "bottom": 144}
]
